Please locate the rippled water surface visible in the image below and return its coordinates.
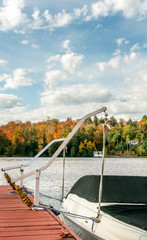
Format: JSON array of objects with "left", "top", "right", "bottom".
[{"left": 0, "top": 157, "right": 147, "bottom": 207}]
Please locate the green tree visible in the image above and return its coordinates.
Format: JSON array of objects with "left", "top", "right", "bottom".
[
  {"left": 109, "top": 116, "right": 117, "bottom": 126},
  {"left": 122, "top": 125, "right": 136, "bottom": 141},
  {"left": 0, "top": 129, "right": 10, "bottom": 155},
  {"left": 7, "top": 145, "right": 14, "bottom": 157},
  {"left": 137, "top": 143, "right": 145, "bottom": 156},
  {"left": 119, "top": 141, "right": 126, "bottom": 153},
  {"left": 51, "top": 118, "right": 59, "bottom": 125},
  {"left": 85, "top": 117, "right": 92, "bottom": 124},
  {"left": 93, "top": 116, "right": 99, "bottom": 126},
  {"left": 79, "top": 139, "right": 96, "bottom": 157},
  {"left": 141, "top": 115, "right": 147, "bottom": 121},
  {"left": 137, "top": 141, "right": 147, "bottom": 156},
  {"left": 99, "top": 117, "right": 104, "bottom": 124},
  {"left": 70, "top": 146, "right": 76, "bottom": 157},
  {"left": 106, "top": 131, "right": 113, "bottom": 153},
  {"left": 140, "top": 123, "right": 147, "bottom": 140},
  {"left": 48, "top": 142, "right": 61, "bottom": 157},
  {"left": 111, "top": 128, "right": 121, "bottom": 152},
  {"left": 23, "top": 128, "right": 38, "bottom": 156},
  {"left": 127, "top": 119, "right": 133, "bottom": 126},
  {"left": 119, "top": 118, "right": 125, "bottom": 127},
  {"left": 135, "top": 129, "right": 142, "bottom": 142}
]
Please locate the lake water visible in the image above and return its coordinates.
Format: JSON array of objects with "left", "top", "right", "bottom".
[{"left": 0, "top": 157, "right": 147, "bottom": 208}]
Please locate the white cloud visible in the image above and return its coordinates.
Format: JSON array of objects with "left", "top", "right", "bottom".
[
  {"left": 124, "top": 52, "right": 137, "bottom": 64},
  {"left": 47, "top": 54, "right": 61, "bottom": 70},
  {"left": 0, "top": 0, "right": 27, "bottom": 31},
  {"left": 43, "top": 10, "right": 52, "bottom": 23},
  {"left": 0, "top": 101, "right": 107, "bottom": 124},
  {"left": 47, "top": 55, "right": 61, "bottom": 63},
  {"left": 97, "top": 52, "right": 137, "bottom": 72},
  {"left": 91, "top": 1, "right": 110, "bottom": 19},
  {"left": 21, "top": 40, "right": 39, "bottom": 48},
  {"left": 0, "top": 59, "right": 8, "bottom": 65},
  {"left": 113, "top": 49, "right": 121, "bottom": 56},
  {"left": 84, "top": 15, "right": 92, "bottom": 22},
  {"left": 45, "top": 47, "right": 84, "bottom": 86},
  {"left": 41, "top": 1, "right": 147, "bottom": 30},
  {"left": 62, "top": 40, "right": 71, "bottom": 53},
  {"left": 31, "top": 44, "right": 39, "bottom": 48},
  {"left": 43, "top": 9, "right": 73, "bottom": 29},
  {"left": 116, "top": 38, "right": 125, "bottom": 46},
  {"left": 0, "top": 1, "right": 146, "bottom": 33},
  {"left": 44, "top": 70, "right": 67, "bottom": 88},
  {"left": 73, "top": 5, "right": 88, "bottom": 17},
  {"left": 108, "top": 56, "right": 121, "bottom": 69},
  {"left": 106, "top": 66, "right": 147, "bottom": 119},
  {"left": 125, "top": 40, "right": 130, "bottom": 45},
  {"left": 61, "top": 52, "right": 84, "bottom": 73},
  {"left": 21, "top": 40, "right": 28, "bottom": 45},
  {"left": 97, "top": 55, "right": 121, "bottom": 72},
  {"left": 116, "top": 38, "right": 129, "bottom": 46},
  {"left": 130, "top": 43, "right": 140, "bottom": 52},
  {"left": 0, "top": 68, "right": 33, "bottom": 90},
  {"left": 0, "top": 93, "right": 22, "bottom": 108},
  {"left": 97, "top": 62, "right": 107, "bottom": 72},
  {"left": 41, "top": 84, "right": 112, "bottom": 106},
  {"left": 90, "top": 0, "right": 147, "bottom": 20},
  {"left": 52, "top": 10, "right": 72, "bottom": 27},
  {"left": 112, "top": 1, "right": 138, "bottom": 18},
  {"left": 88, "top": 74, "right": 94, "bottom": 81},
  {"left": 143, "top": 43, "right": 147, "bottom": 48},
  {"left": 96, "top": 23, "right": 103, "bottom": 29},
  {"left": 31, "top": 7, "right": 43, "bottom": 29},
  {"left": 14, "top": 29, "right": 25, "bottom": 34},
  {"left": 125, "top": 68, "right": 147, "bottom": 96},
  {"left": 46, "top": 51, "right": 83, "bottom": 74}
]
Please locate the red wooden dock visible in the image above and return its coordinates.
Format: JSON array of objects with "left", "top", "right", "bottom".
[{"left": 0, "top": 185, "right": 81, "bottom": 240}]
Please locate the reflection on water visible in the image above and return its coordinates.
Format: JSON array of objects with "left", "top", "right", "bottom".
[{"left": 0, "top": 157, "right": 147, "bottom": 207}]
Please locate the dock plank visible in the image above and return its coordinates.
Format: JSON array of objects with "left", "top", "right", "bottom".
[{"left": 0, "top": 185, "right": 81, "bottom": 240}]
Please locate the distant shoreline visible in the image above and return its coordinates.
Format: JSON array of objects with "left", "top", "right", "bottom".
[{"left": 0, "top": 155, "right": 147, "bottom": 159}]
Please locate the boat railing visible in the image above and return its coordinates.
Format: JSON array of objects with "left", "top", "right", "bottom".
[
  {"left": 1, "top": 138, "right": 65, "bottom": 187},
  {"left": 4, "top": 107, "right": 107, "bottom": 207}
]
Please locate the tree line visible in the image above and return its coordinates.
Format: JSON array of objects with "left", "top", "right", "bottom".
[{"left": 0, "top": 115, "right": 147, "bottom": 157}]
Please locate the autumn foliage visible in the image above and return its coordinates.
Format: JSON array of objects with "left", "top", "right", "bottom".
[{"left": 0, "top": 115, "right": 147, "bottom": 157}]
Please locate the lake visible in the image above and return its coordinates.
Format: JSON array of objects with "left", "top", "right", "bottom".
[{"left": 0, "top": 157, "right": 147, "bottom": 207}]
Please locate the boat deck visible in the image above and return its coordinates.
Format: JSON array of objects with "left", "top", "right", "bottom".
[{"left": 0, "top": 185, "right": 81, "bottom": 240}]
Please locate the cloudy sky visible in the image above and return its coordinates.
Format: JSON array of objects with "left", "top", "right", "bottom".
[{"left": 0, "top": 0, "right": 147, "bottom": 124}]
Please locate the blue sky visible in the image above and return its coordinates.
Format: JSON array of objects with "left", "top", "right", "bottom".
[{"left": 0, "top": 0, "right": 147, "bottom": 124}]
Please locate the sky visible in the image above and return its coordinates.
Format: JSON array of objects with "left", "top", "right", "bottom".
[{"left": 0, "top": 0, "right": 147, "bottom": 124}]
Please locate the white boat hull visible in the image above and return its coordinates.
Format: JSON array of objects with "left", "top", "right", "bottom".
[{"left": 61, "top": 194, "right": 147, "bottom": 240}]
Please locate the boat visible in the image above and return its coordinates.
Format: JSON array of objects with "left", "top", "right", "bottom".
[
  {"left": 60, "top": 175, "right": 147, "bottom": 240},
  {"left": 93, "top": 151, "right": 103, "bottom": 158}
]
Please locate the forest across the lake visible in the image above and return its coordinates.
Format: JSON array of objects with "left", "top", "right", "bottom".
[{"left": 0, "top": 115, "right": 147, "bottom": 157}]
